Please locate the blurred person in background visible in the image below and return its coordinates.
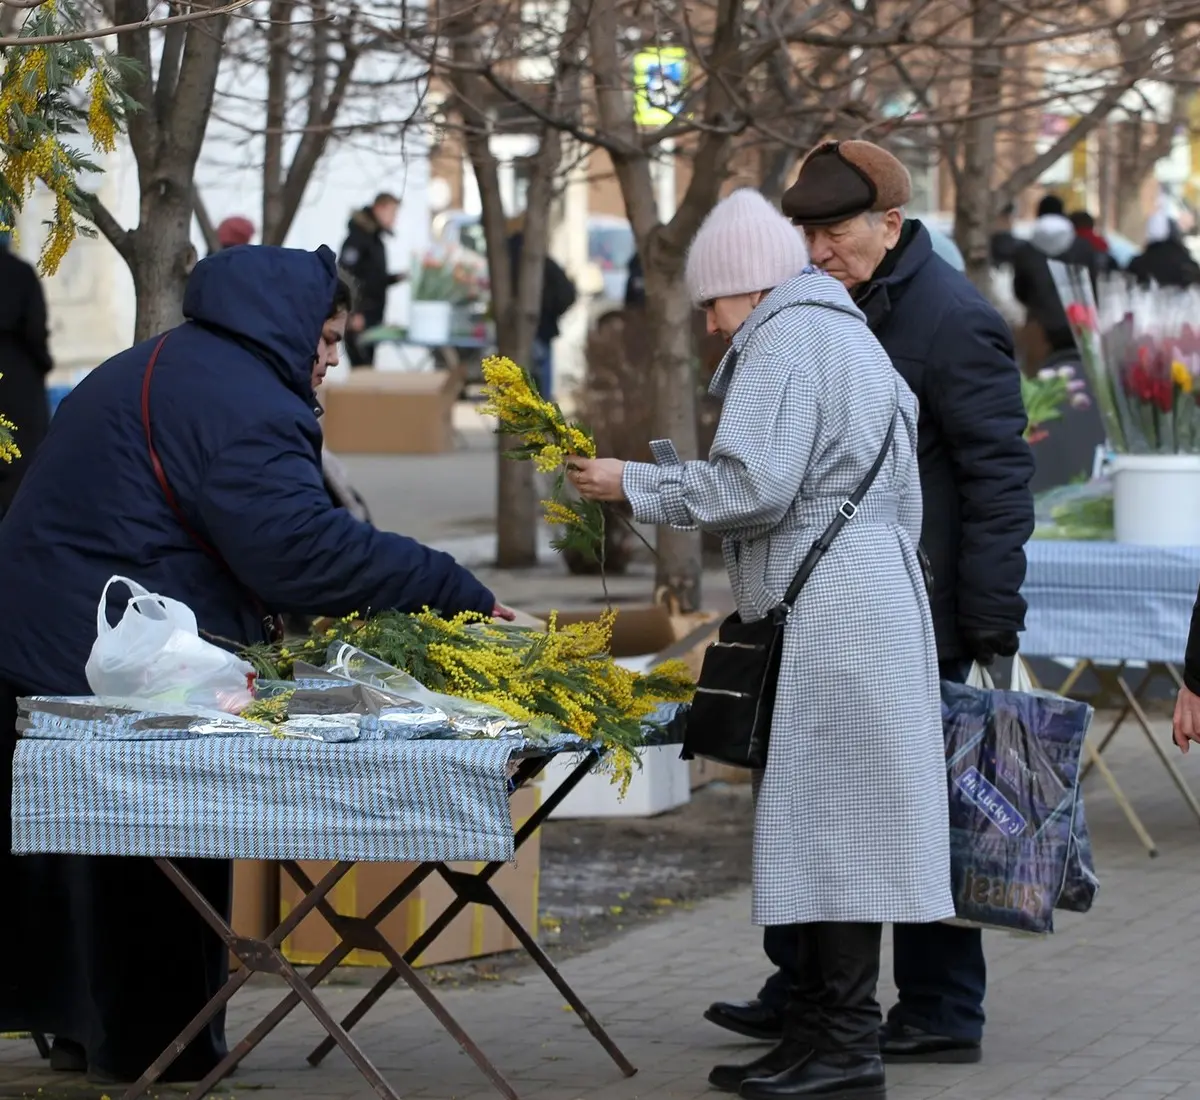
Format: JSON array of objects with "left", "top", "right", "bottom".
[
  {"left": 1127, "top": 212, "right": 1200, "bottom": 289},
  {"left": 0, "top": 231, "right": 53, "bottom": 518},
  {"left": 215, "top": 215, "right": 255, "bottom": 251},
  {"left": 989, "top": 201, "right": 1019, "bottom": 267},
  {"left": 1069, "top": 210, "right": 1116, "bottom": 272},
  {"left": 699, "top": 139, "right": 1034, "bottom": 1071},
  {"left": 339, "top": 192, "right": 406, "bottom": 367},
  {"left": 625, "top": 251, "right": 646, "bottom": 309},
  {"left": 506, "top": 213, "right": 577, "bottom": 399},
  {"left": 1011, "top": 195, "right": 1103, "bottom": 372}
]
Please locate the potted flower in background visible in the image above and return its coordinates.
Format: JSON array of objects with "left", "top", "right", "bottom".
[
  {"left": 1053, "top": 262, "right": 1200, "bottom": 547},
  {"left": 409, "top": 246, "right": 489, "bottom": 345}
]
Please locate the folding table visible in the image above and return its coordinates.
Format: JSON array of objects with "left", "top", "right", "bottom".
[
  {"left": 10, "top": 704, "right": 685, "bottom": 1100},
  {"left": 1022, "top": 540, "right": 1200, "bottom": 856}
]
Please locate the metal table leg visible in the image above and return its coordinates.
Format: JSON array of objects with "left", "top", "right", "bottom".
[
  {"left": 304, "top": 751, "right": 638, "bottom": 1095},
  {"left": 122, "top": 858, "right": 404, "bottom": 1100}
]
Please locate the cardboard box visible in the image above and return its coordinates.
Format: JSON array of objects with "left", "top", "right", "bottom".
[
  {"left": 230, "top": 860, "right": 280, "bottom": 968},
  {"left": 688, "top": 757, "right": 751, "bottom": 789},
  {"left": 279, "top": 785, "right": 540, "bottom": 968},
  {"left": 319, "top": 366, "right": 466, "bottom": 455}
]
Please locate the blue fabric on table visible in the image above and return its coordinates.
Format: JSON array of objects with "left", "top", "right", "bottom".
[
  {"left": 942, "top": 678, "right": 1095, "bottom": 934},
  {"left": 9, "top": 697, "right": 689, "bottom": 862},
  {"left": 1022, "top": 541, "right": 1200, "bottom": 663},
  {"left": 11, "top": 736, "right": 522, "bottom": 862}
]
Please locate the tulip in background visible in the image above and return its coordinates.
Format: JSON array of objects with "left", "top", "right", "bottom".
[
  {"left": 1021, "top": 364, "right": 1091, "bottom": 445},
  {"left": 1051, "top": 261, "right": 1200, "bottom": 454}
]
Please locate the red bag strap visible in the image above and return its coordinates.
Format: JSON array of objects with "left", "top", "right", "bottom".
[{"left": 141, "top": 333, "right": 283, "bottom": 642}]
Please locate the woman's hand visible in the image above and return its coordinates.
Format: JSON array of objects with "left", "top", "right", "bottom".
[
  {"left": 493, "top": 603, "right": 516, "bottom": 622},
  {"left": 567, "top": 458, "right": 628, "bottom": 502},
  {"left": 1173, "top": 683, "right": 1200, "bottom": 753}
]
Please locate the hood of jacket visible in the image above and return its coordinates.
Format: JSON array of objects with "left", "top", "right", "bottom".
[
  {"left": 182, "top": 244, "right": 339, "bottom": 402},
  {"left": 1031, "top": 214, "right": 1076, "bottom": 257},
  {"left": 348, "top": 207, "right": 384, "bottom": 237},
  {"left": 710, "top": 269, "right": 863, "bottom": 399}
]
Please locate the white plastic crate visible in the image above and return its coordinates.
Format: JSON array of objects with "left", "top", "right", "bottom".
[{"left": 539, "top": 744, "right": 691, "bottom": 819}]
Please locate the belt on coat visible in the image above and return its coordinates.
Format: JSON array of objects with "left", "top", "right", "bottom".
[
  {"left": 794, "top": 491, "right": 899, "bottom": 528},
  {"left": 734, "top": 492, "right": 904, "bottom": 617}
]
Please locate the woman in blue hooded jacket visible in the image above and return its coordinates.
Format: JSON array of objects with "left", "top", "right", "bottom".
[{"left": 0, "top": 244, "right": 503, "bottom": 1083}]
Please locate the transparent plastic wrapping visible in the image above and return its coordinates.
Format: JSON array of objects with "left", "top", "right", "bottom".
[{"left": 320, "top": 642, "right": 534, "bottom": 739}]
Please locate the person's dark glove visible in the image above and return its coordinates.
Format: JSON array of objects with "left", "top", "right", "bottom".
[{"left": 963, "top": 629, "right": 1019, "bottom": 667}]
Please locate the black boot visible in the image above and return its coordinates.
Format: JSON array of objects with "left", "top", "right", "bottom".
[
  {"left": 705, "top": 999, "right": 786, "bottom": 1043},
  {"left": 709, "top": 1038, "right": 812, "bottom": 1094},
  {"left": 49, "top": 1036, "right": 86, "bottom": 1073},
  {"left": 880, "top": 1021, "right": 981, "bottom": 1064},
  {"left": 739, "top": 922, "right": 886, "bottom": 1100},
  {"left": 738, "top": 1050, "right": 886, "bottom": 1099}
]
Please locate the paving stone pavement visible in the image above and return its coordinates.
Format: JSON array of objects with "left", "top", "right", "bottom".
[{"left": 3, "top": 719, "right": 1200, "bottom": 1100}]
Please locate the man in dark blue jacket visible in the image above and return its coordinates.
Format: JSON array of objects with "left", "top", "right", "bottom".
[
  {"left": 0, "top": 243, "right": 499, "bottom": 1084},
  {"left": 704, "top": 140, "right": 1034, "bottom": 1088}
]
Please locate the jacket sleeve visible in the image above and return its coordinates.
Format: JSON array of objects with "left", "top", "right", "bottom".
[
  {"left": 339, "top": 227, "right": 373, "bottom": 288},
  {"left": 924, "top": 299, "right": 1035, "bottom": 633},
  {"left": 545, "top": 258, "right": 577, "bottom": 319},
  {"left": 196, "top": 421, "right": 495, "bottom": 618},
  {"left": 1185, "top": 588, "right": 1200, "bottom": 694},
  {"left": 1010, "top": 247, "right": 1031, "bottom": 306},
  {"left": 622, "top": 344, "right": 816, "bottom": 535}
]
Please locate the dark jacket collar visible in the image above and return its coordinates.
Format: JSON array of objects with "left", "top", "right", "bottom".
[{"left": 851, "top": 219, "right": 933, "bottom": 329}]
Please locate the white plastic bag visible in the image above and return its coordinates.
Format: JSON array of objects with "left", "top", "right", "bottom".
[
  {"left": 966, "top": 659, "right": 1032, "bottom": 692},
  {"left": 966, "top": 662, "right": 995, "bottom": 690},
  {"left": 85, "top": 576, "right": 256, "bottom": 714}
]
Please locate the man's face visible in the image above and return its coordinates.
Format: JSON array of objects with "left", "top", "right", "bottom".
[
  {"left": 374, "top": 200, "right": 399, "bottom": 232},
  {"left": 312, "top": 311, "right": 348, "bottom": 390},
  {"left": 801, "top": 210, "right": 903, "bottom": 290}
]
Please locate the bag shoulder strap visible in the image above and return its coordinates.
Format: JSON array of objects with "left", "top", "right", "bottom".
[
  {"left": 141, "top": 333, "right": 283, "bottom": 641},
  {"left": 776, "top": 407, "right": 898, "bottom": 615}
]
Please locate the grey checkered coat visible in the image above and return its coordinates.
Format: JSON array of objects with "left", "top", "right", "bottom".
[{"left": 623, "top": 272, "right": 954, "bottom": 926}]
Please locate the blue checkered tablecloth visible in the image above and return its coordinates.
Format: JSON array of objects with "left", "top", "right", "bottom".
[
  {"left": 9, "top": 699, "right": 689, "bottom": 863},
  {"left": 10, "top": 736, "right": 524, "bottom": 863},
  {"left": 1021, "top": 541, "right": 1200, "bottom": 664}
]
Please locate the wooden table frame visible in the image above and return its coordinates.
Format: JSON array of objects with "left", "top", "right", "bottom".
[
  {"left": 120, "top": 752, "right": 636, "bottom": 1100},
  {"left": 1035, "top": 658, "right": 1200, "bottom": 857}
]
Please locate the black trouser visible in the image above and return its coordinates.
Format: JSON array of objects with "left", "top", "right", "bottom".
[{"left": 766, "top": 922, "right": 883, "bottom": 1055}]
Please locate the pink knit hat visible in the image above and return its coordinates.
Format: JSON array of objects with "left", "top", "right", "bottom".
[{"left": 685, "top": 189, "right": 810, "bottom": 306}]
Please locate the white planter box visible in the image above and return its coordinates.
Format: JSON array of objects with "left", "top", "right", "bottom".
[
  {"left": 408, "top": 300, "right": 453, "bottom": 344},
  {"left": 1112, "top": 453, "right": 1200, "bottom": 546},
  {"left": 539, "top": 744, "right": 691, "bottom": 819}
]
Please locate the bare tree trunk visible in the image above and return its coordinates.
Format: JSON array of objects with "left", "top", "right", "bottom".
[
  {"left": 84, "top": 4, "right": 228, "bottom": 340},
  {"left": 1112, "top": 94, "right": 1186, "bottom": 243},
  {"left": 642, "top": 261, "right": 702, "bottom": 607},
  {"left": 759, "top": 144, "right": 799, "bottom": 204},
  {"left": 261, "top": 0, "right": 293, "bottom": 245},
  {"left": 585, "top": 0, "right": 751, "bottom": 610},
  {"left": 127, "top": 192, "right": 196, "bottom": 339},
  {"left": 445, "top": 0, "right": 584, "bottom": 568},
  {"left": 956, "top": 0, "right": 1001, "bottom": 295},
  {"left": 1114, "top": 116, "right": 1149, "bottom": 242}
]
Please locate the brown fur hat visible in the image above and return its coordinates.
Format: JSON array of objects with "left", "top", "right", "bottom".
[{"left": 781, "top": 140, "right": 912, "bottom": 226}]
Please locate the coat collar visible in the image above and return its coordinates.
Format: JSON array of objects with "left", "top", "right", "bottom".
[
  {"left": 709, "top": 269, "right": 863, "bottom": 399},
  {"left": 852, "top": 220, "right": 934, "bottom": 329}
]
